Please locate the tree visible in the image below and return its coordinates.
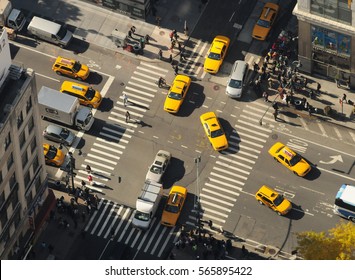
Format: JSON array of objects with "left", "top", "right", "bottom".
[{"left": 296, "top": 221, "right": 355, "bottom": 260}]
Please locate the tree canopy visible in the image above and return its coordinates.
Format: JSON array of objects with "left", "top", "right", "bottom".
[{"left": 296, "top": 221, "right": 355, "bottom": 260}]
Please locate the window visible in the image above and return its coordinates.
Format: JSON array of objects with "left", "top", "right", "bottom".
[
  {"left": 0, "top": 211, "right": 8, "bottom": 230},
  {"left": 9, "top": 172, "right": 16, "bottom": 190},
  {"left": 33, "top": 156, "right": 39, "bottom": 173},
  {"left": 17, "top": 111, "right": 23, "bottom": 129},
  {"left": 30, "top": 137, "right": 37, "bottom": 153},
  {"left": 19, "top": 131, "right": 26, "bottom": 149},
  {"left": 26, "top": 97, "right": 32, "bottom": 114},
  {"left": 310, "top": 0, "right": 351, "bottom": 24},
  {"left": 7, "top": 153, "right": 14, "bottom": 170},
  {"left": 5, "top": 132, "right": 11, "bottom": 150},
  {"left": 35, "top": 176, "right": 41, "bottom": 193},
  {"left": 0, "top": 191, "right": 5, "bottom": 209},
  {"left": 24, "top": 171, "right": 30, "bottom": 189},
  {"left": 0, "top": 170, "right": 2, "bottom": 185},
  {"left": 26, "top": 190, "right": 34, "bottom": 209},
  {"left": 28, "top": 116, "right": 34, "bottom": 132},
  {"left": 22, "top": 151, "right": 28, "bottom": 169}
]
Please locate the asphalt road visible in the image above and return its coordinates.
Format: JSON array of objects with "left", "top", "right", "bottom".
[{"left": 10, "top": 0, "right": 355, "bottom": 259}]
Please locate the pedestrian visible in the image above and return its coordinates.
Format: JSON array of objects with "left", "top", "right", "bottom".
[
  {"left": 253, "top": 61, "right": 259, "bottom": 73},
  {"left": 308, "top": 105, "right": 313, "bottom": 116},
  {"left": 174, "top": 64, "right": 178, "bottom": 75},
  {"left": 178, "top": 42, "right": 182, "bottom": 52},
  {"left": 272, "top": 101, "right": 279, "bottom": 111},
  {"left": 316, "top": 82, "right": 321, "bottom": 93},
  {"left": 158, "top": 49, "right": 163, "bottom": 60},
  {"left": 262, "top": 91, "right": 269, "bottom": 102},
  {"left": 156, "top": 16, "right": 161, "bottom": 28},
  {"left": 273, "top": 110, "right": 278, "bottom": 121},
  {"left": 173, "top": 31, "right": 178, "bottom": 41},
  {"left": 88, "top": 174, "right": 93, "bottom": 185},
  {"left": 123, "top": 93, "right": 128, "bottom": 107},
  {"left": 86, "top": 164, "right": 91, "bottom": 174},
  {"left": 125, "top": 111, "right": 130, "bottom": 123},
  {"left": 241, "top": 245, "right": 248, "bottom": 256},
  {"left": 144, "top": 34, "right": 150, "bottom": 44},
  {"left": 268, "top": 77, "right": 273, "bottom": 89},
  {"left": 342, "top": 93, "right": 347, "bottom": 102},
  {"left": 127, "top": 30, "right": 132, "bottom": 38},
  {"left": 170, "top": 40, "right": 176, "bottom": 51},
  {"left": 169, "top": 30, "right": 174, "bottom": 41},
  {"left": 184, "top": 25, "right": 189, "bottom": 36},
  {"left": 180, "top": 51, "right": 186, "bottom": 61},
  {"left": 130, "top": 26, "right": 136, "bottom": 34},
  {"left": 286, "top": 94, "right": 290, "bottom": 106},
  {"left": 169, "top": 54, "right": 173, "bottom": 64},
  {"left": 208, "top": 220, "right": 213, "bottom": 229}
]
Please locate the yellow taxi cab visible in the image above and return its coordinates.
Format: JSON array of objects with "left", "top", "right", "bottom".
[
  {"left": 43, "top": 143, "right": 65, "bottom": 167},
  {"left": 252, "top": 2, "right": 279, "bottom": 41},
  {"left": 204, "top": 35, "right": 230, "bottom": 74},
  {"left": 52, "top": 56, "right": 90, "bottom": 81},
  {"left": 255, "top": 185, "right": 292, "bottom": 216},
  {"left": 161, "top": 186, "right": 187, "bottom": 227},
  {"left": 164, "top": 75, "right": 191, "bottom": 113},
  {"left": 60, "top": 81, "right": 102, "bottom": 108},
  {"left": 200, "top": 112, "right": 228, "bottom": 151},
  {"left": 268, "top": 142, "right": 311, "bottom": 177}
]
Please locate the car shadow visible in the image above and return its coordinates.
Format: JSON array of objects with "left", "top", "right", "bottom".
[
  {"left": 97, "top": 97, "right": 114, "bottom": 112},
  {"left": 162, "top": 157, "right": 186, "bottom": 189},
  {"left": 218, "top": 117, "right": 238, "bottom": 155},
  {"left": 175, "top": 83, "right": 205, "bottom": 117}
]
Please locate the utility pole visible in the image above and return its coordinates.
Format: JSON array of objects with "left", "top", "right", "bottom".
[{"left": 194, "top": 156, "right": 201, "bottom": 238}]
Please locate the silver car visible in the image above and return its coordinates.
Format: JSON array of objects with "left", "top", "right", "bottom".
[
  {"left": 43, "top": 124, "right": 75, "bottom": 146},
  {"left": 226, "top": 60, "right": 248, "bottom": 98},
  {"left": 146, "top": 150, "right": 171, "bottom": 183}
]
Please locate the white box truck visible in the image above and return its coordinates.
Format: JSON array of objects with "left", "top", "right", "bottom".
[
  {"left": 38, "top": 86, "right": 94, "bottom": 131},
  {"left": 0, "top": 0, "right": 26, "bottom": 32},
  {"left": 132, "top": 181, "right": 163, "bottom": 230}
]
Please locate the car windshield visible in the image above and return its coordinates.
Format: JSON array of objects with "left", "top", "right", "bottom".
[
  {"left": 150, "top": 165, "right": 162, "bottom": 174},
  {"left": 46, "top": 146, "right": 57, "bottom": 160},
  {"left": 211, "top": 129, "right": 224, "bottom": 138},
  {"left": 72, "top": 61, "right": 82, "bottom": 73},
  {"left": 165, "top": 204, "right": 179, "bottom": 213},
  {"left": 289, "top": 154, "right": 302, "bottom": 166},
  {"left": 83, "top": 111, "right": 93, "bottom": 126},
  {"left": 168, "top": 91, "right": 182, "bottom": 100},
  {"left": 257, "top": 19, "right": 270, "bottom": 28},
  {"left": 208, "top": 52, "right": 221, "bottom": 60},
  {"left": 59, "top": 128, "right": 70, "bottom": 139},
  {"left": 273, "top": 194, "right": 284, "bottom": 206},
  {"left": 228, "top": 79, "right": 242, "bottom": 88},
  {"left": 85, "top": 87, "right": 96, "bottom": 100},
  {"left": 134, "top": 211, "right": 150, "bottom": 221},
  {"left": 57, "top": 26, "right": 68, "bottom": 40}
]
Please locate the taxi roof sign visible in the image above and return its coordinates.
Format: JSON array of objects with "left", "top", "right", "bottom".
[{"left": 283, "top": 148, "right": 293, "bottom": 158}]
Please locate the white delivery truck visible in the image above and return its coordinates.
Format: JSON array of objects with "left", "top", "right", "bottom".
[
  {"left": 0, "top": 0, "right": 26, "bottom": 32},
  {"left": 132, "top": 180, "right": 163, "bottom": 230},
  {"left": 38, "top": 86, "right": 94, "bottom": 131}
]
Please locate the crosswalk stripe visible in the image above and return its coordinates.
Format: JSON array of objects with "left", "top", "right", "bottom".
[
  {"left": 91, "top": 202, "right": 111, "bottom": 235},
  {"left": 131, "top": 228, "right": 143, "bottom": 247},
  {"left": 216, "top": 160, "right": 251, "bottom": 175},
  {"left": 143, "top": 217, "right": 160, "bottom": 253},
  {"left": 205, "top": 180, "right": 242, "bottom": 193},
  {"left": 235, "top": 124, "right": 270, "bottom": 138},
  {"left": 97, "top": 202, "right": 118, "bottom": 236},
  {"left": 190, "top": 211, "right": 227, "bottom": 222},
  {"left": 333, "top": 127, "right": 343, "bottom": 140},
  {"left": 199, "top": 199, "right": 231, "bottom": 212},
  {"left": 93, "top": 143, "right": 123, "bottom": 154},
  {"left": 108, "top": 114, "right": 139, "bottom": 127},
  {"left": 133, "top": 70, "right": 161, "bottom": 81},
  {"left": 85, "top": 199, "right": 105, "bottom": 231},
  {"left": 151, "top": 226, "right": 168, "bottom": 255},
  {"left": 122, "top": 90, "right": 153, "bottom": 102},
  {"left": 78, "top": 166, "right": 112, "bottom": 178},
  {"left": 113, "top": 107, "right": 144, "bottom": 118},
  {"left": 125, "top": 85, "right": 156, "bottom": 97},
  {"left": 298, "top": 117, "right": 309, "bottom": 131},
  {"left": 213, "top": 167, "right": 248, "bottom": 180},
  {"left": 226, "top": 146, "right": 259, "bottom": 159},
  {"left": 96, "top": 137, "right": 127, "bottom": 149},
  {"left": 130, "top": 76, "right": 156, "bottom": 87},
  {"left": 239, "top": 114, "right": 273, "bottom": 130},
  {"left": 349, "top": 131, "right": 355, "bottom": 143},
  {"left": 317, "top": 122, "right": 328, "bottom": 136},
  {"left": 84, "top": 159, "right": 115, "bottom": 169},
  {"left": 140, "top": 61, "right": 169, "bottom": 72},
  {"left": 127, "top": 81, "right": 157, "bottom": 95},
  {"left": 210, "top": 172, "right": 245, "bottom": 186},
  {"left": 220, "top": 153, "right": 256, "bottom": 164},
  {"left": 229, "top": 135, "right": 264, "bottom": 148},
  {"left": 102, "top": 126, "right": 132, "bottom": 138},
  {"left": 86, "top": 153, "right": 118, "bottom": 165},
  {"left": 233, "top": 142, "right": 261, "bottom": 154},
  {"left": 217, "top": 156, "right": 252, "bottom": 170},
  {"left": 200, "top": 192, "right": 235, "bottom": 206},
  {"left": 237, "top": 119, "right": 272, "bottom": 133},
  {"left": 158, "top": 227, "right": 176, "bottom": 257},
  {"left": 236, "top": 131, "right": 267, "bottom": 143},
  {"left": 118, "top": 209, "right": 134, "bottom": 242},
  {"left": 124, "top": 227, "right": 137, "bottom": 245},
  {"left": 104, "top": 205, "right": 124, "bottom": 238},
  {"left": 99, "top": 132, "right": 129, "bottom": 143}
]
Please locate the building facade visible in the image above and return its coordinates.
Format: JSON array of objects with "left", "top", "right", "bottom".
[
  {"left": 293, "top": 0, "right": 355, "bottom": 86},
  {"left": 0, "top": 28, "right": 52, "bottom": 260}
]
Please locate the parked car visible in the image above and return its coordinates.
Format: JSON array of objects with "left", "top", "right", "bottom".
[
  {"left": 43, "top": 124, "right": 75, "bottom": 146},
  {"left": 252, "top": 2, "right": 279, "bottom": 41},
  {"left": 43, "top": 143, "right": 65, "bottom": 167},
  {"left": 146, "top": 150, "right": 172, "bottom": 183}
]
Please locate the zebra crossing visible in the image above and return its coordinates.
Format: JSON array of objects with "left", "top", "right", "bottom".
[
  {"left": 186, "top": 104, "right": 273, "bottom": 230},
  {"left": 84, "top": 198, "right": 179, "bottom": 258},
  {"left": 73, "top": 62, "right": 169, "bottom": 189}
]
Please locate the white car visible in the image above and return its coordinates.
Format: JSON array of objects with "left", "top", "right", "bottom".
[
  {"left": 146, "top": 150, "right": 171, "bottom": 183},
  {"left": 226, "top": 60, "right": 248, "bottom": 98}
]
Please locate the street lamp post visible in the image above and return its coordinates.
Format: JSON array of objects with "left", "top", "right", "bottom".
[{"left": 194, "top": 156, "right": 201, "bottom": 238}]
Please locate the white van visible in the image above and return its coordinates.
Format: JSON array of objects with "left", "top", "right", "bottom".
[
  {"left": 226, "top": 60, "right": 248, "bottom": 98},
  {"left": 27, "top": 16, "right": 73, "bottom": 48}
]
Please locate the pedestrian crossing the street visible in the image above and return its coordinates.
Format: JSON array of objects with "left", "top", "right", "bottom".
[
  {"left": 186, "top": 108, "right": 272, "bottom": 231},
  {"left": 84, "top": 199, "right": 179, "bottom": 258},
  {"left": 73, "top": 62, "right": 169, "bottom": 189}
]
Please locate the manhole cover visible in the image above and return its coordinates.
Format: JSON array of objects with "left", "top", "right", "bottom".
[
  {"left": 267, "top": 248, "right": 276, "bottom": 255},
  {"left": 271, "top": 134, "right": 278, "bottom": 140},
  {"left": 213, "top": 85, "right": 220, "bottom": 91},
  {"left": 120, "top": 82, "right": 125, "bottom": 86},
  {"left": 159, "top": 30, "right": 165, "bottom": 36}
]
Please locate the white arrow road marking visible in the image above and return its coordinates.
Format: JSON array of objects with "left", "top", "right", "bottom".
[{"left": 319, "top": 155, "right": 343, "bottom": 164}]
